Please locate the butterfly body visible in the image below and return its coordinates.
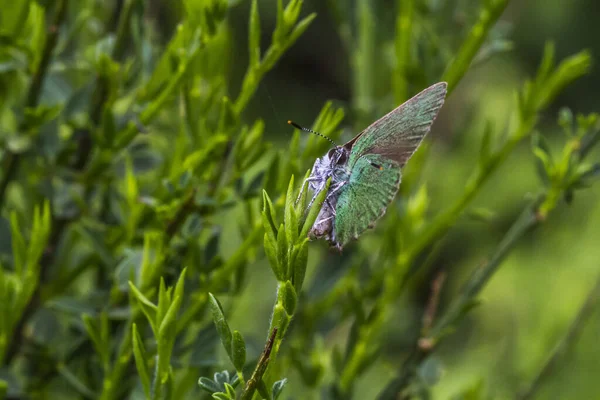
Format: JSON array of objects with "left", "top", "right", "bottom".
[{"left": 300, "top": 82, "right": 448, "bottom": 250}]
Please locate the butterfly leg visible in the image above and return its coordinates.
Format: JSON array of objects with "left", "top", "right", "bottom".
[
  {"left": 306, "top": 190, "right": 322, "bottom": 210},
  {"left": 296, "top": 176, "right": 320, "bottom": 205},
  {"left": 325, "top": 198, "right": 336, "bottom": 216},
  {"left": 315, "top": 214, "right": 334, "bottom": 225},
  {"left": 306, "top": 180, "right": 346, "bottom": 212}
]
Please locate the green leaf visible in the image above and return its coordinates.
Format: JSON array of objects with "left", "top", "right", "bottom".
[
  {"left": 535, "top": 42, "right": 555, "bottom": 87},
  {"left": 22, "top": 104, "right": 63, "bottom": 132},
  {"left": 198, "top": 377, "right": 222, "bottom": 394},
  {"left": 218, "top": 96, "right": 238, "bottom": 132},
  {"left": 82, "top": 312, "right": 109, "bottom": 369},
  {"left": 248, "top": 0, "right": 261, "bottom": 68},
  {"left": 295, "top": 169, "right": 311, "bottom": 218},
  {"left": 279, "top": 280, "right": 297, "bottom": 316},
  {"left": 181, "top": 135, "right": 228, "bottom": 173},
  {"left": 558, "top": 107, "right": 574, "bottom": 136},
  {"left": 285, "top": 13, "right": 317, "bottom": 48},
  {"left": 224, "top": 382, "right": 236, "bottom": 398},
  {"left": 101, "top": 105, "right": 117, "bottom": 148},
  {"left": 276, "top": 225, "right": 288, "bottom": 279},
  {"left": 264, "top": 232, "right": 282, "bottom": 280},
  {"left": 532, "top": 131, "right": 554, "bottom": 184},
  {"left": 156, "top": 278, "right": 170, "bottom": 328},
  {"left": 263, "top": 153, "right": 281, "bottom": 191},
  {"left": 270, "top": 303, "right": 290, "bottom": 337},
  {"left": 467, "top": 208, "right": 496, "bottom": 223},
  {"left": 214, "top": 370, "right": 233, "bottom": 387},
  {"left": 535, "top": 50, "right": 592, "bottom": 111},
  {"left": 284, "top": 175, "right": 298, "bottom": 245},
  {"left": 128, "top": 281, "right": 158, "bottom": 334},
  {"left": 299, "top": 178, "right": 331, "bottom": 239},
  {"left": 231, "top": 330, "right": 246, "bottom": 372},
  {"left": 132, "top": 323, "right": 152, "bottom": 399},
  {"left": 262, "top": 190, "right": 278, "bottom": 241},
  {"left": 25, "top": 1, "right": 46, "bottom": 71},
  {"left": 56, "top": 363, "right": 96, "bottom": 398},
  {"left": 158, "top": 277, "right": 185, "bottom": 341},
  {"left": 272, "top": 0, "right": 285, "bottom": 43},
  {"left": 441, "top": 0, "right": 510, "bottom": 92},
  {"left": 417, "top": 356, "right": 444, "bottom": 387},
  {"left": 1, "top": 0, "right": 30, "bottom": 38},
  {"left": 291, "top": 240, "right": 308, "bottom": 292},
  {"left": 212, "top": 392, "right": 232, "bottom": 400},
  {"left": 9, "top": 211, "right": 26, "bottom": 277},
  {"left": 272, "top": 378, "right": 288, "bottom": 400},
  {"left": 208, "top": 293, "right": 233, "bottom": 356},
  {"left": 478, "top": 121, "right": 493, "bottom": 165}
]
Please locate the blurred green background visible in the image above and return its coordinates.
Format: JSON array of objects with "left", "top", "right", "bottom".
[{"left": 1, "top": 0, "right": 600, "bottom": 399}]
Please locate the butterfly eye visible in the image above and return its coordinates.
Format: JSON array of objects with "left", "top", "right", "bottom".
[{"left": 328, "top": 148, "right": 348, "bottom": 164}]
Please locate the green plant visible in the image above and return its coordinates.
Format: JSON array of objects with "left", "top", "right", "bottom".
[{"left": 1, "top": 1, "right": 599, "bottom": 400}]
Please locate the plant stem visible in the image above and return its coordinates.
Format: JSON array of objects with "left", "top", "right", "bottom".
[
  {"left": 352, "top": 0, "right": 375, "bottom": 127},
  {"left": 518, "top": 274, "right": 600, "bottom": 400},
  {"left": 240, "top": 328, "right": 278, "bottom": 400},
  {"left": 442, "top": 0, "right": 511, "bottom": 92},
  {"left": 393, "top": 0, "right": 414, "bottom": 104},
  {"left": 99, "top": 316, "right": 138, "bottom": 400}
]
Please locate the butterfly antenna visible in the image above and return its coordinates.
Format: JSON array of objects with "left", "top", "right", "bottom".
[{"left": 288, "top": 120, "right": 338, "bottom": 147}]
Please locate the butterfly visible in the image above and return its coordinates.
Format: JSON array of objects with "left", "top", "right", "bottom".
[{"left": 291, "top": 82, "right": 447, "bottom": 251}]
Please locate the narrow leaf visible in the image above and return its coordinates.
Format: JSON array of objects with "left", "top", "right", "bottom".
[
  {"left": 232, "top": 330, "right": 246, "bottom": 372},
  {"left": 208, "top": 293, "right": 233, "bottom": 356},
  {"left": 128, "top": 281, "right": 158, "bottom": 334},
  {"left": 299, "top": 178, "right": 331, "bottom": 239},
  {"left": 272, "top": 378, "right": 288, "bottom": 400},
  {"left": 276, "top": 225, "right": 288, "bottom": 279},
  {"left": 279, "top": 280, "right": 297, "bottom": 315},
  {"left": 284, "top": 175, "right": 298, "bottom": 244},
  {"left": 132, "top": 324, "right": 152, "bottom": 399},
  {"left": 249, "top": 0, "right": 261, "bottom": 68}
]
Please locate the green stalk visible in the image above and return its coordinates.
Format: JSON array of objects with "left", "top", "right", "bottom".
[
  {"left": 352, "top": 0, "right": 376, "bottom": 126},
  {"left": 393, "top": 0, "right": 414, "bottom": 103},
  {"left": 239, "top": 328, "right": 278, "bottom": 400},
  {"left": 442, "top": 0, "right": 511, "bottom": 93}
]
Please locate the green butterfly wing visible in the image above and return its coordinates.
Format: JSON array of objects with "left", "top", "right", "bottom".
[
  {"left": 333, "top": 154, "right": 401, "bottom": 249},
  {"left": 332, "top": 82, "right": 447, "bottom": 249},
  {"left": 348, "top": 82, "right": 447, "bottom": 167}
]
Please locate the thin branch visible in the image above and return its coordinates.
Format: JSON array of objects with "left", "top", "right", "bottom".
[
  {"left": 518, "top": 274, "right": 600, "bottom": 400},
  {"left": 240, "top": 328, "right": 278, "bottom": 400},
  {"left": 419, "top": 271, "right": 447, "bottom": 349}
]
